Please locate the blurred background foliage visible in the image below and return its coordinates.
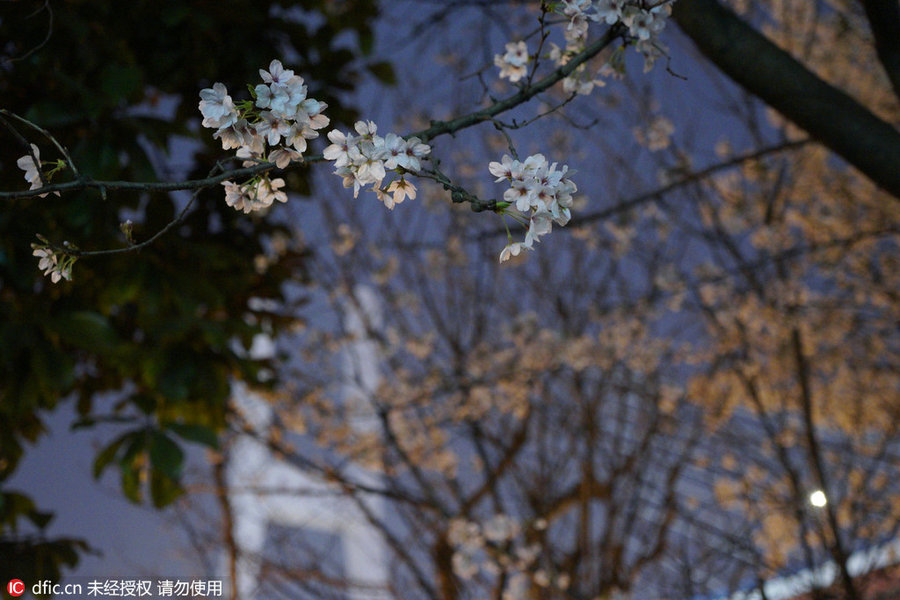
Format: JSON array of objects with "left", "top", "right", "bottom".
[{"left": 0, "top": 0, "right": 385, "bottom": 580}]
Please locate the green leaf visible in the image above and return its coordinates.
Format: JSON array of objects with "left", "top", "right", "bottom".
[
  {"left": 166, "top": 423, "right": 219, "bottom": 449},
  {"left": 120, "top": 464, "right": 141, "bottom": 504},
  {"left": 53, "top": 311, "right": 118, "bottom": 352},
  {"left": 149, "top": 431, "right": 184, "bottom": 479},
  {"left": 158, "top": 362, "right": 192, "bottom": 401},
  {"left": 0, "top": 491, "right": 36, "bottom": 529},
  {"left": 367, "top": 61, "right": 396, "bottom": 85},
  {"left": 25, "top": 101, "right": 85, "bottom": 127},
  {"left": 27, "top": 510, "right": 54, "bottom": 530},
  {"left": 359, "top": 29, "right": 374, "bottom": 55},
  {"left": 119, "top": 430, "right": 147, "bottom": 468},
  {"left": 100, "top": 64, "right": 142, "bottom": 103},
  {"left": 149, "top": 471, "right": 184, "bottom": 508},
  {"left": 92, "top": 431, "right": 133, "bottom": 478}
]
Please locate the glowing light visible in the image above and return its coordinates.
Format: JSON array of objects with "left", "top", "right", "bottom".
[{"left": 809, "top": 490, "right": 827, "bottom": 507}]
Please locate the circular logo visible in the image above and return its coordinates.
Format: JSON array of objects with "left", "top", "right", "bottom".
[{"left": 7, "top": 580, "right": 25, "bottom": 597}]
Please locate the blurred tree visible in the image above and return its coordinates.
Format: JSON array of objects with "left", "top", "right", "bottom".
[
  {"left": 163, "top": 1, "right": 900, "bottom": 598},
  {"left": 1, "top": 1, "right": 898, "bottom": 599}
]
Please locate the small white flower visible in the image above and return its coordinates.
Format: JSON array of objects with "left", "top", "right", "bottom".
[
  {"left": 257, "top": 176, "right": 288, "bottom": 205},
  {"left": 525, "top": 212, "right": 554, "bottom": 247},
  {"left": 494, "top": 41, "right": 529, "bottom": 82},
  {"left": 214, "top": 119, "right": 252, "bottom": 151},
  {"left": 32, "top": 245, "right": 56, "bottom": 274},
  {"left": 499, "top": 242, "right": 526, "bottom": 263},
  {"left": 199, "top": 82, "right": 237, "bottom": 129},
  {"left": 372, "top": 186, "right": 392, "bottom": 209},
  {"left": 401, "top": 136, "right": 430, "bottom": 172},
  {"left": 624, "top": 6, "right": 654, "bottom": 40},
  {"left": 323, "top": 129, "right": 352, "bottom": 167},
  {"left": 259, "top": 59, "right": 293, "bottom": 85},
  {"left": 354, "top": 120, "right": 378, "bottom": 137},
  {"left": 595, "top": 0, "right": 628, "bottom": 24},
  {"left": 488, "top": 154, "right": 515, "bottom": 182},
  {"left": 382, "top": 133, "right": 406, "bottom": 170},
  {"left": 268, "top": 146, "right": 302, "bottom": 168},
  {"left": 387, "top": 179, "right": 416, "bottom": 206},
  {"left": 222, "top": 180, "right": 252, "bottom": 213},
  {"left": 17, "top": 144, "right": 59, "bottom": 197},
  {"left": 17, "top": 144, "right": 41, "bottom": 185},
  {"left": 256, "top": 111, "right": 292, "bottom": 146},
  {"left": 505, "top": 179, "right": 533, "bottom": 212}
]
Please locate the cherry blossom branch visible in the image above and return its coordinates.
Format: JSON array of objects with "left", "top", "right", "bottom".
[
  {"left": 410, "top": 24, "right": 622, "bottom": 143},
  {"left": 2, "top": 25, "right": 621, "bottom": 203},
  {"left": 492, "top": 92, "right": 579, "bottom": 130},
  {"left": 7, "top": 18, "right": 627, "bottom": 277},
  {"left": 418, "top": 164, "right": 501, "bottom": 213}
]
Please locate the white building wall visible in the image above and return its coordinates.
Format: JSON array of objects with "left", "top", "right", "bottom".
[{"left": 225, "top": 285, "right": 389, "bottom": 599}]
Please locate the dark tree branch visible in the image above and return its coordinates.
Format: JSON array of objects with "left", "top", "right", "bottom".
[
  {"left": 860, "top": 0, "right": 900, "bottom": 102},
  {"left": 0, "top": 160, "right": 279, "bottom": 200},
  {"left": 673, "top": 0, "right": 900, "bottom": 201}
]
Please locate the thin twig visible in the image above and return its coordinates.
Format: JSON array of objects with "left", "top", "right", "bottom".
[
  {"left": 62, "top": 162, "right": 231, "bottom": 258},
  {"left": 1, "top": 109, "right": 81, "bottom": 178},
  {"left": 4, "top": 0, "right": 53, "bottom": 64}
]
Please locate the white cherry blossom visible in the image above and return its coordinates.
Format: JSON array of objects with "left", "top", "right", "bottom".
[
  {"left": 387, "top": 179, "right": 416, "bottom": 207},
  {"left": 31, "top": 242, "right": 73, "bottom": 283},
  {"left": 494, "top": 41, "right": 529, "bottom": 83},
  {"left": 199, "top": 83, "right": 237, "bottom": 129},
  {"left": 17, "top": 144, "right": 59, "bottom": 197}
]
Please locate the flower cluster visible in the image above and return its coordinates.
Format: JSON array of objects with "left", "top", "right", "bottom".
[
  {"left": 17, "top": 144, "right": 63, "bottom": 198},
  {"left": 222, "top": 177, "right": 288, "bottom": 214},
  {"left": 448, "top": 515, "right": 568, "bottom": 598},
  {"left": 494, "top": 41, "right": 530, "bottom": 83},
  {"left": 31, "top": 236, "right": 76, "bottom": 283},
  {"left": 547, "top": 0, "right": 674, "bottom": 86},
  {"left": 323, "top": 120, "right": 431, "bottom": 210},
  {"left": 199, "top": 60, "right": 330, "bottom": 212},
  {"left": 489, "top": 153, "right": 577, "bottom": 262}
]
